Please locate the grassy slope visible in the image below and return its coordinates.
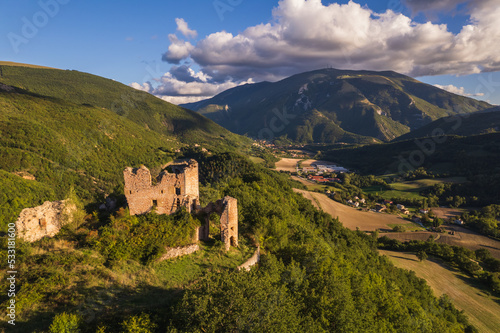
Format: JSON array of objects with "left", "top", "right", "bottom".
[
  {"left": 381, "top": 250, "right": 500, "bottom": 333},
  {"left": 0, "top": 64, "right": 249, "bottom": 148}
]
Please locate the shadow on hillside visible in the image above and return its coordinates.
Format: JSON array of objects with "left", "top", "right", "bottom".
[
  {"left": 6, "top": 285, "right": 184, "bottom": 333},
  {"left": 391, "top": 254, "right": 419, "bottom": 262},
  {"left": 425, "top": 256, "right": 500, "bottom": 306},
  {"left": 453, "top": 273, "right": 500, "bottom": 306}
]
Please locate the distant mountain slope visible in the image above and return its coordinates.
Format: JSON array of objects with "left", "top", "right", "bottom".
[
  {"left": 182, "top": 68, "right": 491, "bottom": 143},
  {"left": 394, "top": 106, "right": 500, "bottom": 141},
  {"left": 0, "top": 63, "right": 250, "bottom": 230},
  {"left": 316, "top": 132, "right": 500, "bottom": 177}
]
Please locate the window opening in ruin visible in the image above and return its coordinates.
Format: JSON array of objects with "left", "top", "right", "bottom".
[
  {"left": 153, "top": 200, "right": 158, "bottom": 207},
  {"left": 161, "top": 190, "right": 164, "bottom": 194},
  {"left": 175, "top": 187, "right": 181, "bottom": 195},
  {"left": 176, "top": 198, "right": 181, "bottom": 208},
  {"left": 129, "top": 190, "right": 132, "bottom": 194},
  {"left": 230, "top": 236, "right": 237, "bottom": 247}
]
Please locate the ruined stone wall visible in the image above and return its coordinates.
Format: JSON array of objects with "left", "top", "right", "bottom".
[
  {"left": 238, "top": 247, "right": 260, "bottom": 271},
  {"left": 16, "top": 200, "right": 77, "bottom": 242},
  {"left": 124, "top": 160, "right": 199, "bottom": 216},
  {"left": 158, "top": 244, "right": 200, "bottom": 261},
  {"left": 220, "top": 196, "right": 238, "bottom": 251}
]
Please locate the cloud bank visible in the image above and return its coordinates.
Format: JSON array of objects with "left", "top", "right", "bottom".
[
  {"left": 434, "top": 84, "right": 485, "bottom": 97},
  {"left": 134, "top": 0, "right": 500, "bottom": 104}
]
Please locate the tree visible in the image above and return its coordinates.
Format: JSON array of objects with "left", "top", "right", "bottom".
[
  {"left": 121, "top": 313, "right": 157, "bottom": 333},
  {"left": 416, "top": 250, "right": 428, "bottom": 262},
  {"left": 49, "top": 312, "right": 82, "bottom": 333}
]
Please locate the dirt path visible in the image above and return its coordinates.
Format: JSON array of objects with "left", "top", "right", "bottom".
[
  {"left": 380, "top": 250, "right": 500, "bottom": 333},
  {"left": 294, "top": 189, "right": 413, "bottom": 231},
  {"left": 291, "top": 176, "right": 316, "bottom": 186}
]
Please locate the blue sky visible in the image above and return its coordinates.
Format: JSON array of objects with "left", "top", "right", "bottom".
[{"left": 1, "top": 0, "right": 499, "bottom": 105}]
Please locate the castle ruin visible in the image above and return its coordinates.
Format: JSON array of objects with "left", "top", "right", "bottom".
[
  {"left": 124, "top": 159, "right": 200, "bottom": 215},
  {"left": 124, "top": 159, "right": 238, "bottom": 250}
]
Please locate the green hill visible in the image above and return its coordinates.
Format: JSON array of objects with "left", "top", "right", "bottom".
[
  {"left": 394, "top": 106, "right": 500, "bottom": 141},
  {"left": 0, "top": 63, "right": 250, "bottom": 229},
  {"left": 182, "top": 68, "right": 491, "bottom": 143}
]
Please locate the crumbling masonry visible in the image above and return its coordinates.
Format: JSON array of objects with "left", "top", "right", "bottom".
[{"left": 124, "top": 159, "right": 238, "bottom": 250}]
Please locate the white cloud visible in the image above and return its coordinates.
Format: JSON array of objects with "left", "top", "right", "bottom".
[
  {"left": 175, "top": 18, "right": 197, "bottom": 38},
  {"left": 162, "top": 34, "right": 194, "bottom": 64},
  {"left": 166, "top": 0, "right": 500, "bottom": 81},
  {"left": 130, "top": 67, "right": 254, "bottom": 105},
  {"left": 160, "top": 95, "right": 210, "bottom": 105},
  {"left": 434, "top": 84, "right": 485, "bottom": 97},
  {"left": 130, "top": 81, "right": 152, "bottom": 92}
]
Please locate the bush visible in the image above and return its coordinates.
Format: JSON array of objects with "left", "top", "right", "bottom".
[
  {"left": 49, "top": 312, "right": 82, "bottom": 333},
  {"left": 121, "top": 313, "right": 157, "bottom": 333}
]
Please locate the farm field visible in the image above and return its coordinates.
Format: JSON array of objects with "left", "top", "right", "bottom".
[
  {"left": 275, "top": 158, "right": 300, "bottom": 172},
  {"left": 363, "top": 177, "right": 467, "bottom": 200},
  {"left": 300, "top": 159, "right": 339, "bottom": 167},
  {"left": 380, "top": 250, "right": 500, "bottom": 333},
  {"left": 293, "top": 189, "right": 420, "bottom": 232},
  {"left": 432, "top": 207, "right": 468, "bottom": 220}
]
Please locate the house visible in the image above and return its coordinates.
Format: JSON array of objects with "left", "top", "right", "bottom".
[
  {"left": 302, "top": 167, "right": 316, "bottom": 173},
  {"left": 402, "top": 209, "right": 410, "bottom": 215},
  {"left": 419, "top": 209, "right": 429, "bottom": 214},
  {"left": 383, "top": 200, "right": 393, "bottom": 205},
  {"left": 397, "top": 204, "right": 405, "bottom": 210},
  {"left": 360, "top": 198, "right": 366, "bottom": 204},
  {"left": 353, "top": 202, "right": 360, "bottom": 208},
  {"left": 454, "top": 219, "right": 465, "bottom": 225},
  {"left": 309, "top": 175, "right": 328, "bottom": 183},
  {"left": 375, "top": 204, "right": 386, "bottom": 212}
]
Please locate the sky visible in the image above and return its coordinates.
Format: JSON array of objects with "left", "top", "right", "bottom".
[{"left": 1, "top": 0, "right": 500, "bottom": 105}]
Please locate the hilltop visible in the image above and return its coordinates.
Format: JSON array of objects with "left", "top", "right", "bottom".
[{"left": 182, "top": 68, "right": 491, "bottom": 143}]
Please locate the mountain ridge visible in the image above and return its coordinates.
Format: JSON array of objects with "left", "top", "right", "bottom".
[{"left": 182, "top": 68, "right": 491, "bottom": 143}]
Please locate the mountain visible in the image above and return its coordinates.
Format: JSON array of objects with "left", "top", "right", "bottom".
[
  {"left": 182, "top": 68, "right": 491, "bottom": 143},
  {"left": 394, "top": 106, "right": 500, "bottom": 141},
  {"left": 0, "top": 62, "right": 250, "bottom": 229}
]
